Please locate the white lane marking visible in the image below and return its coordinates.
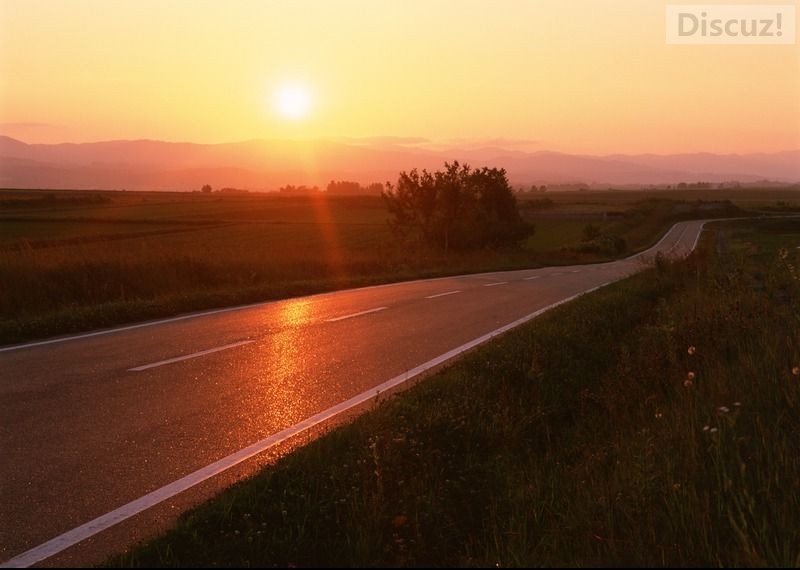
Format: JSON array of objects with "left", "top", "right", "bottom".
[
  {"left": 691, "top": 221, "right": 706, "bottom": 252},
  {"left": 523, "top": 275, "right": 541, "bottom": 281},
  {"left": 571, "top": 269, "right": 581, "bottom": 273},
  {"left": 0, "top": 305, "right": 265, "bottom": 354},
  {"left": 0, "top": 275, "right": 622, "bottom": 569},
  {"left": 128, "top": 340, "right": 254, "bottom": 372},
  {"left": 325, "top": 306, "right": 387, "bottom": 322},
  {"left": 483, "top": 281, "right": 508, "bottom": 287},
  {"left": 425, "top": 290, "right": 462, "bottom": 299}
]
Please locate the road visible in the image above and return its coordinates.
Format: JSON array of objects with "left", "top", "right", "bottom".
[{"left": 0, "top": 219, "right": 706, "bottom": 568}]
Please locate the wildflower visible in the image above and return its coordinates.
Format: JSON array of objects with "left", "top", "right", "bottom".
[
  {"left": 709, "top": 427, "right": 718, "bottom": 433},
  {"left": 683, "top": 379, "right": 693, "bottom": 388},
  {"left": 703, "top": 425, "right": 710, "bottom": 432},
  {"left": 717, "top": 406, "right": 730, "bottom": 414},
  {"left": 733, "top": 402, "right": 742, "bottom": 407},
  {"left": 687, "top": 371, "right": 696, "bottom": 380},
  {"left": 687, "top": 346, "right": 696, "bottom": 355},
  {"left": 655, "top": 411, "right": 663, "bottom": 419},
  {"left": 792, "top": 366, "right": 800, "bottom": 377}
]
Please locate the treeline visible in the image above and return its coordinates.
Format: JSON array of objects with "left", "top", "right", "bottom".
[{"left": 275, "top": 181, "right": 385, "bottom": 195}]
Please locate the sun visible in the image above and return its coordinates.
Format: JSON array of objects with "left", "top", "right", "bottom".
[{"left": 274, "top": 83, "right": 312, "bottom": 120}]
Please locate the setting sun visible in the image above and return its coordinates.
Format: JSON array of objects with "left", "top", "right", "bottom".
[{"left": 274, "top": 84, "right": 312, "bottom": 120}]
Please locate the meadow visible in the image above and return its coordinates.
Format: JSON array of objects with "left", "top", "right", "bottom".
[
  {"left": 107, "top": 215, "right": 800, "bottom": 567},
  {"left": 0, "top": 186, "right": 783, "bottom": 345}
]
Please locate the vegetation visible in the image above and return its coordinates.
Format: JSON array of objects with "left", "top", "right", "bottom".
[
  {"left": 382, "top": 162, "right": 533, "bottom": 253},
  {"left": 107, "top": 217, "right": 800, "bottom": 567},
  {"left": 0, "top": 186, "right": 788, "bottom": 346}
]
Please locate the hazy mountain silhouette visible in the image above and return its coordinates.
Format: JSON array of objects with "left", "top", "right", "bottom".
[{"left": 1, "top": 136, "right": 798, "bottom": 191}]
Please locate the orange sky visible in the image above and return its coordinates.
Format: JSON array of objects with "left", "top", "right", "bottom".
[{"left": 1, "top": 0, "right": 798, "bottom": 154}]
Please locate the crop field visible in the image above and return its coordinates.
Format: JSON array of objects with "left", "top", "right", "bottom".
[{"left": 1, "top": 187, "right": 797, "bottom": 345}]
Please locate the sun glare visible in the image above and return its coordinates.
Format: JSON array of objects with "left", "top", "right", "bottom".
[{"left": 274, "top": 84, "right": 312, "bottom": 120}]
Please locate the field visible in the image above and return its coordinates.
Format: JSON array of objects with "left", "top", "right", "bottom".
[
  {"left": 107, "top": 216, "right": 800, "bottom": 567},
  {"left": 0, "top": 187, "right": 795, "bottom": 345}
]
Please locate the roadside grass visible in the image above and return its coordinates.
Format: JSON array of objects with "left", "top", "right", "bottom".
[
  {"left": 0, "top": 189, "right": 766, "bottom": 345},
  {"left": 107, "top": 218, "right": 800, "bottom": 567}
]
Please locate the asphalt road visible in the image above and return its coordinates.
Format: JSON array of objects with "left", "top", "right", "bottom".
[{"left": 0, "top": 219, "right": 706, "bottom": 568}]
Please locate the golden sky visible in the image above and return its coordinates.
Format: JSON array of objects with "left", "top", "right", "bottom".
[{"left": 1, "top": 0, "right": 798, "bottom": 154}]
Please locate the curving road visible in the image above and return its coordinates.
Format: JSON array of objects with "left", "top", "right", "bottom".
[{"left": 0, "top": 219, "right": 706, "bottom": 568}]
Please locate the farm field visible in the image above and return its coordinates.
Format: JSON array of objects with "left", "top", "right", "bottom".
[{"left": 0, "top": 187, "right": 795, "bottom": 345}]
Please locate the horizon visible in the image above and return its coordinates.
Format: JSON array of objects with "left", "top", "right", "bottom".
[
  {"left": 1, "top": 1, "right": 799, "bottom": 155},
  {"left": 3, "top": 133, "right": 800, "bottom": 157}
]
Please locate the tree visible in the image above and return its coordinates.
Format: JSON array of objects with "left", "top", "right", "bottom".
[
  {"left": 382, "top": 161, "right": 533, "bottom": 253},
  {"left": 201, "top": 184, "right": 213, "bottom": 193}
]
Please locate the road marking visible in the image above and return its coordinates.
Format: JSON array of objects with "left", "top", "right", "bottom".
[
  {"left": 425, "top": 290, "right": 462, "bottom": 299},
  {"left": 691, "top": 221, "right": 707, "bottom": 252},
  {"left": 2, "top": 215, "right": 732, "bottom": 567},
  {"left": 550, "top": 272, "right": 563, "bottom": 276},
  {"left": 128, "top": 340, "right": 254, "bottom": 372},
  {"left": 325, "top": 306, "right": 387, "bottom": 322},
  {"left": 483, "top": 281, "right": 508, "bottom": 287},
  {"left": 523, "top": 275, "right": 541, "bottom": 281},
  {"left": 571, "top": 269, "right": 581, "bottom": 273},
  {"left": 0, "top": 275, "right": 624, "bottom": 570}
]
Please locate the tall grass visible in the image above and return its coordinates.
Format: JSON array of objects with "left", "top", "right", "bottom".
[{"left": 108, "top": 218, "right": 800, "bottom": 567}]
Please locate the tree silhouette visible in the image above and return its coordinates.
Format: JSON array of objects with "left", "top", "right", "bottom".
[{"left": 382, "top": 161, "right": 533, "bottom": 253}]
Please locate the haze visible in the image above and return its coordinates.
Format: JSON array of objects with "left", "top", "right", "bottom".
[{"left": 1, "top": 0, "right": 799, "bottom": 156}]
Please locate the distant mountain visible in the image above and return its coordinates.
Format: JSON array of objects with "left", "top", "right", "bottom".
[{"left": 1, "top": 135, "right": 798, "bottom": 191}]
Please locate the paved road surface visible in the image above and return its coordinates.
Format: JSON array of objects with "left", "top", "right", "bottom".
[{"left": 0, "top": 220, "right": 706, "bottom": 567}]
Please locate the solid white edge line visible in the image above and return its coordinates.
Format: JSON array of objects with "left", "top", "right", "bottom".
[
  {"left": 325, "top": 306, "right": 387, "bottom": 322},
  {"left": 0, "top": 221, "right": 713, "bottom": 568},
  {"left": 483, "top": 281, "right": 508, "bottom": 287},
  {"left": 425, "top": 290, "right": 462, "bottom": 299},
  {"left": 128, "top": 340, "right": 254, "bottom": 372},
  {"left": 523, "top": 275, "right": 541, "bottom": 280},
  {"left": 0, "top": 305, "right": 259, "bottom": 354}
]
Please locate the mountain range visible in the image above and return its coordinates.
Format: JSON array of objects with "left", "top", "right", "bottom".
[{"left": 1, "top": 135, "right": 798, "bottom": 191}]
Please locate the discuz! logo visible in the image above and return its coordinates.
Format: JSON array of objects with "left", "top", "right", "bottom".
[{"left": 666, "top": 4, "right": 795, "bottom": 44}]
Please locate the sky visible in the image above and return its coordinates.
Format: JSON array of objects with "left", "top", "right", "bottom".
[{"left": 1, "top": 0, "right": 798, "bottom": 154}]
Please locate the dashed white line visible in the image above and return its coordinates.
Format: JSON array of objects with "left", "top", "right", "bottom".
[
  {"left": 571, "top": 269, "right": 581, "bottom": 273},
  {"left": 523, "top": 275, "right": 541, "bottom": 281},
  {"left": 128, "top": 340, "right": 254, "bottom": 372},
  {"left": 325, "top": 306, "right": 388, "bottom": 322},
  {"left": 425, "top": 290, "right": 462, "bottom": 299},
  {"left": 483, "top": 281, "right": 508, "bottom": 287}
]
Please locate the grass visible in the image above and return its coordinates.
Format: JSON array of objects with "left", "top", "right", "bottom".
[
  {"left": 106, "top": 217, "right": 800, "bottom": 567},
  {"left": 1, "top": 187, "right": 775, "bottom": 346}
]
